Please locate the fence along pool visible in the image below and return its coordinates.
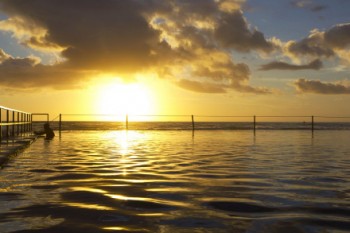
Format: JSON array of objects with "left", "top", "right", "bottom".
[
  {"left": 55, "top": 114, "right": 350, "bottom": 132},
  {"left": 0, "top": 106, "right": 33, "bottom": 143}
]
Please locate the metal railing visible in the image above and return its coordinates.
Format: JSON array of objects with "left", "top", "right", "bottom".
[
  {"left": 0, "top": 106, "right": 32, "bottom": 143},
  {"left": 56, "top": 113, "right": 350, "bottom": 134}
]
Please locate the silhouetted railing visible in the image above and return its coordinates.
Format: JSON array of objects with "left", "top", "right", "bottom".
[
  {"left": 0, "top": 106, "right": 32, "bottom": 143},
  {"left": 56, "top": 113, "right": 350, "bottom": 134}
]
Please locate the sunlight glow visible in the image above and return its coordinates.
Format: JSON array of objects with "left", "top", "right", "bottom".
[{"left": 95, "top": 80, "right": 155, "bottom": 120}]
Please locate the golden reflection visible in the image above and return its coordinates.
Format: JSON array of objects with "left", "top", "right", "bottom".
[
  {"left": 104, "top": 227, "right": 127, "bottom": 231},
  {"left": 65, "top": 202, "right": 115, "bottom": 211},
  {"left": 110, "top": 130, "right": 150, "bottom": 176},
  {"left": 69, "top": 187, "right": 106, "bottom": 193},
  {"left": 111, "top": 130, "right": 147, "bottom": 153},
  {"left": 105, "top": 193, "right": 146, "bottom": 201},
  {"left": 105, "top": 193, "right": 190, "bottom": 208},
  {"left": 101, "top": 184, "right": 131, "bottom": 187},
  {"left": 116, "top": 130, "right": 130, "bottom": 176},
  {"left": 114, "top": 130, "right": 130, "bottom": 156},
  {"left": 103, "top": 226, "right": 150, "bottom": 232},
  {"left": 111, "top": 179, "right": 166, "bottom": 183},
  {"left": 137, "top": 213, "right": 165, "bottom": 217},
  {"left": 145, "top": 187, "right": 193, "bottom": 192}
]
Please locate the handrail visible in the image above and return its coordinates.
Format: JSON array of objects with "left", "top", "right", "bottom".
[
  {"left": 56, "top": 113, "right": 350, "bottom": 135},
  {"left": 0, "top": 105, "right": 30, "bottom": 114},
  {"left": 0, "top": 106, "right": 33, "bottom": 143}
]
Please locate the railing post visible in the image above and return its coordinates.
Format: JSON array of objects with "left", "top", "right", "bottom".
[
  {"left": 16, "top": 112, "right": 19, "bottom": 136},
  {"left": 6, "top": 110, "right": 9, "bottom": 140},
  {"left": 253, "top": 115, "right": 256, "bottom": 134},
  {"left": 29, "top": 114, "right": 33, "bottom": 131},
  {"left": 26, "top": 114, "right": 29, "bottom": 132},
  {"left": 26, "top": 114, "right": 30, "bottom": 132},
  {"left": 59, "top": 114, "right": 62, "bottom": 136},
  {"left": 126, "top": 114, "right": 129, "bottom": 130},
  {"left": 12, "top": 110, "right": 15, "bottom": 137},
  {"left": 24, "top": 114, "right": 27, "bottom": 133},
  {"left": 191, "top": 115, "right": 195, "bottom": 131},
  {"left": 21, "top": 113, "right": 24, "bottom": 134},
  {"left": 0, "top": 108, "right": 2, "bottom": 144}
]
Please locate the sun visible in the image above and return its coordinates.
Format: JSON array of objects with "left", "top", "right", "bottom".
[{"left": 94, "top": 80, "right": 155, "bottom": 120}]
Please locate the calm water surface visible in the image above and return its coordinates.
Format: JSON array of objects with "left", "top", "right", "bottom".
[{"left": 0, "top": 130, "right": 350, "bottom": 232}]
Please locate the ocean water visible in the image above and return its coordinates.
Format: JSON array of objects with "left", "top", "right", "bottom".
[{"left": 0, "top": 128, "right": 350, "bottom": 232}]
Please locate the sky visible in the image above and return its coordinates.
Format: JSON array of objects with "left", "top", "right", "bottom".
[{"left": 0, "top": 0, "right": 350, "bottom": 121}]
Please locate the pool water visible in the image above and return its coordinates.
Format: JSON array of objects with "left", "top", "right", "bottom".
[{"left": 0, "top": 130, "right": 350, "bottom": 232}]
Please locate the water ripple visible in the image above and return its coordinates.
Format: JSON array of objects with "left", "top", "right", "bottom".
[{"left": 0, "top": 130, "right": 350, "bottom": 232}]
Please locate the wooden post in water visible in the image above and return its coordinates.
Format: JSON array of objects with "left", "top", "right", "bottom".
[
  {"left": 191, "top": 115, "right": 195, "bottom": 131},
  {"left": 311, "top": 115, "right": 314, "bottom": 132},
  {"left": 126, "top": 114, "right": 129, "bottom": 130}
]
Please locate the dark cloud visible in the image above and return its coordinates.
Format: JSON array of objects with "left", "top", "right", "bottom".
[
  {"left": 324, "top": 23, "right": 350, "bottom": 49},
  {"left": 177, "top": 79, "right": 226, "bottom": 93},
  {"left": 0, "top": 0, "right": 162, "bottom": 72},
  {"left": 0, "top": 0, "right": 272, "bottom": 93},
  {"left": 0, "top": 55, "right": 91, "bottom": 89},
  {"left": 310, "top": 5, "right": 327, "bottom": 12},
  {"left": 290, "top": 0, "right": 327, "bottom": 12},
  {"left": 194, "top": 61, "right": 250, "bottom": 83},
  {"left": 286, "top": 23, "right": 350, "bottom": 60},
  {"left": 287, "top": 32, "right": 334, "bottom": 58},
  {"left": 294, "top": 78, "right": 350, "bottom": 94},
  {"left": 214, "top": 11, "right": 274, "bottom": 53},
  {"left": 176, "top": 59, "right": 270, "bottom": 94},
  {"left": 259, "top": 59, "right": 322, "bottom": 71},
  {"left": 177, "top": 78, "right": 270, "bottom": 94}
]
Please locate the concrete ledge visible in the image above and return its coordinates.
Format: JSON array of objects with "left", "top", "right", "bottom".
[{"left": 0, "top": 135, "right": 37, "bottom": 167}]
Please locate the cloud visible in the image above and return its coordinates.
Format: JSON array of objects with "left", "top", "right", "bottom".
[
  {"left": 214, "top": 11, "right": 275, "bottom": 53},
  {"left": 259, "top": 59, "right": 322, "bottom": 71},
  {"left": 291, "top": 0, "right": 311, "bottom": 8},
  {"left": 177, "top": 79, "right": 226, "bottom": 93},
  {"left": 286, "top": 30, "right": 335, "bottom": 58},
  {"left": 324, "top": 23, "right": 350, "bottom": 49},
  {"left": 177, "top": 78, "right": 270, "bottom": 94},
  {"left": 286, "top": 24, "right": 350, "bottom": 62},
  {"left": 0, "top": 0, "right": 163, "bottom": 73},
  {"left": 0, "top": 48, "right": 10, "bottom": 62},
  {"left": 0, "top": 54, "right": 92, "bottom": 90},
  {"left": 290, "top": 0, "right": 327, "bottom": 12},
  {"left": 0, "top": 0, "right": 273, "bottom": 94},
  {"left": 294, "top": 78, "right": 350, "bottom": 94},
  {"left": 310, "top": 5, "right": 327, "bottom": 12}
]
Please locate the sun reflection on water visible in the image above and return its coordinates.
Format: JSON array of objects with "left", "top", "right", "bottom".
[
  {"left": 65, "top": 202, "right": 115, "bottom": 211},
  {"left": 103, "top": 226, "right": 150, "bottom": 232},
  {"left": 2, "top": 130, "right": 350, "bottom": 232}
]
